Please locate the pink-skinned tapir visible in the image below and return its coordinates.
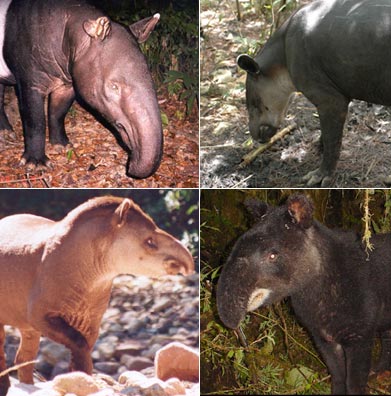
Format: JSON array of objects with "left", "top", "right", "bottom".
[{"left": 0, "top": 0, "right": 163, "bottom": 179}]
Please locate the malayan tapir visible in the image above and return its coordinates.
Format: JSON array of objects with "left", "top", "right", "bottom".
[
  {"left": 0, "top": 0, "right": 163, "bottom": 179},
  {"left": 217, "top": 193, "right": 391, "bottom": 394},
  {"left": 237, "top": 0, "right": 391, "bottom": 186},
  {"left": 0, "top": 195, "right": 194, "bottom": 396}
]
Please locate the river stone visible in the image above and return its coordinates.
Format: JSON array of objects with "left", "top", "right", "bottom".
[
  {"left": 52, "top": 371, "right": 99, "bottom": 395},
  {"left": 155, "top": 342, "right": 199, "bottom": 382}
]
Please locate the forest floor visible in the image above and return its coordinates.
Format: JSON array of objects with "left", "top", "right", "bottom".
[
  {"left": 200, "top": 0, "right": 391, "bottom": 188},
  {"left": 0, "top": 86, "right": 198, "bottom": 188}
]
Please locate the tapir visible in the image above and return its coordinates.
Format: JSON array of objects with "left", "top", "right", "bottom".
[
  {"left": 237, "top": 0, "right": 391, "bottom": 186},
  {"left": 0, "top": 0, "right": 163, "bottom": 179},
  {"left": 0, "top": 196, "right": 194, "bottom": 395},
  {"left": 217, "top": 194, "right": 391, "bottom": 394}
]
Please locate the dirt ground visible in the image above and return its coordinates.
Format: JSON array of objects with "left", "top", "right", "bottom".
[
  {"left": 200, "top": 0, "right": 391, "bottom": 188},
  {"left": 0, "top": 86, "right": 198, "bottom": 188}
]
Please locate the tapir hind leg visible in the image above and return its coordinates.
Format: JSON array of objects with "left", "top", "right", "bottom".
[
  {"left": 15, "top": 329, "right": 40, "bottom": 384},
  {"left": 0, "top": 325, "right": 10, "bottom": 396},
  {"left": 0, "top": 85, "right": 12, "bottom": 132},
  {"left": 48, "top": 85, "right": 75, "bottom": 146}
]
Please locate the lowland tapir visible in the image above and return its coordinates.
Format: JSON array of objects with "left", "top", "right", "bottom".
[
  {"left": 0, "top": 0, "right": 163, "bottom": 179},
  {"left": 0, "top": 196, "right": 194, "bottom": 396},
  {"left": 237, "top": 0, "right": 391, "bottom": 186},
  {"left": 217, "top": 194, "right": 391, "bottom": 394}
]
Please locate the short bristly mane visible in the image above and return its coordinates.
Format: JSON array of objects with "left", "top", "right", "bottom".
[{"left": 61, "top": 196, "right": 156, "bottom": 227}]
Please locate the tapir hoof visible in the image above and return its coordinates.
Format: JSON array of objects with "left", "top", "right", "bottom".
[
  {"left": 303, "top": 168, "right": 334, "bottom": 187},
  {"left": 19, "top": 155, "right": 53, "bottom": 170}
]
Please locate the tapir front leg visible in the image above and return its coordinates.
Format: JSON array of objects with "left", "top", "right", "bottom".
[
  {"left": 303, "top": 92, "right": 349, "bottom": 187},
  {"left": 15, "top": 329, "right": 41, "bottom": 384},
  {"left": 48, "top": 85, "right": 75, "bottom": 146},
  {"left": 16, "top": 82, "right": 49, "bottom": 167}
]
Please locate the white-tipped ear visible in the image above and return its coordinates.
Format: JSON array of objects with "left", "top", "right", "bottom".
[{"left": 114, "top": 199, "right": 133, "bottom": 227}]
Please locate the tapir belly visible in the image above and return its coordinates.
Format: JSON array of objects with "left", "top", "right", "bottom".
[{"left": 0, "top": 0, "right": 13, "bottom": 82}]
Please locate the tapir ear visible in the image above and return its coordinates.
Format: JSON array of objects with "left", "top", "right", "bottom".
[
  {"left": 237, "top": 54, "right": 261, "bottom": 75},
  {"left": 129, "top": 14, "right": 160, "bottom": 44},
  {"left": 244, "top": 198, "right": 268, "bottom": 222},
  {"left": 113, "top": 199, "right": 134, "bottom": 228},
  {"left": 286, "top": 194, "right": 314, "bottom": 229},
  {"left": 83, "top": 16, "right": 111, "bottom": 41}
]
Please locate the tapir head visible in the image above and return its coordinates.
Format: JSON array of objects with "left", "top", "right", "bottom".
[
  {"left": 237, "top": 54, "right": 294, "bottom": 143},
  {"left": 217, "top": 194, "right": 321, "bottom": 329},
  {"left": 110, "top": 198, "right": 195, "bottom": 277},
  {"left": 72, "top": 15, "right": 162, "bottom": 178}
]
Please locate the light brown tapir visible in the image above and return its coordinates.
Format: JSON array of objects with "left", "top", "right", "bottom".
[{"left": 0, "top": 196, "right": 195, "bottom": 395}]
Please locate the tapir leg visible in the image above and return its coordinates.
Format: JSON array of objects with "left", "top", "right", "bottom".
[
  {"left": 48, "top": 85, "right": 75, "bottom": 146},
  {"left": 16, "top": 81, "right": 49, "bottom": 166},
  {"left": 375, "top": 330, "right": 391, "bottom": 372},
  {"left": 345, "top": 341, "right": 373, "bottom": 394},
  {"left": 0, "top": 325, "right": 10, "bottom": 396},
  {"left": 15, "top": 329, "right": 40, "bottom": 384},
  {"left": 0, "top": 85, "right": 12, "bottom": 132},
  {"left": 39, "top": 315, "right": 93, "bottom": 374},
  {"left": 313, "top": 337, "right": 346, "bottom": 394},
  {"left": 302, "top": 92, "right": 349, "bottom": 187}
]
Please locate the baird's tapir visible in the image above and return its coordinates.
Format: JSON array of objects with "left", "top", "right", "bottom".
[
  {"left": 0, "top": 0, "right": 163, "bottom": 179},
  {"left": 217, "top": 194, "right": 391, "bottom": 394},
  {"left": 238, "top": 0, "right": 391, "bottom": 187}
]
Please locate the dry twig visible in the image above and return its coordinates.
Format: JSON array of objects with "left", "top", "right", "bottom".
[{"left": 239, "top": 122, "right": 297, "bottom": 168}]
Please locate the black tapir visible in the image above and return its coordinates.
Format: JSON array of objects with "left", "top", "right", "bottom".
[
  {"left": 0, "top": 0, "right": 163, "bottom": 179},
  {"left": 237, "top": 0, "right": 391, "bottom": 186},
  {"left": 217, "top": 194, "right": 391, "bottom": 394}
]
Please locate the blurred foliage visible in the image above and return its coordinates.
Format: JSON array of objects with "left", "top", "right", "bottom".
[
  {"left": 0, "top": 189, "right": 199, "bottom": 262},
  {"left": 201, "top": 189, "right": 391, "bottom": 394},
  {"left": 93, "top": 0, "right": 199, "bottom": 115}
]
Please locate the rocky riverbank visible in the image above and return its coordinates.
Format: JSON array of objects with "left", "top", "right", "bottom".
[{"left": 4, "top": 274, "right": 199, "bottom": 395}]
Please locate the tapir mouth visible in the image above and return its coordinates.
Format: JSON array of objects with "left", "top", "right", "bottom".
[
  {"left": 247, "top": 288, "right": 271, "bottom": 311},
  {"left": 163, "top": 259, "right": 193, "bottom": 276},
  {"left": 258, "top": 125, "right": 278, "bottom": 143}
]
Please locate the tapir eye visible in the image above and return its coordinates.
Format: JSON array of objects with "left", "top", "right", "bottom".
[
  {"left": 145, "top": 237, "right": 158, "bottom": 250},
  {"left": 269, "top": 252, "right": 278, "bottom": 261},
  {"left": 110, "top": 83, "right": 120, "bottom": 92}
]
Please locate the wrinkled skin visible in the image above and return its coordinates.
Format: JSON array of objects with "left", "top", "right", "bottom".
[
  {"left": 217, "top": 194, "right": 391, "bottom": 394},
  {"left": 237, "top": 0, "right": 391, "bottom": 186},
  {"left": 1, "top": 0, "right": 163, "bottom": 178},
  {"left": 0, "top": 196, "right": 194, "bottom": 396}
]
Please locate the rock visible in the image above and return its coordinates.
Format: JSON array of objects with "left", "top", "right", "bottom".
[
  {"left": 120, "top": 355, "right": 153, "bottom": 371},
  {"left": 155, "top": 342, "right": 199, "bottom": 382},
  {"left": 96, "top": 337, "right": 119, "bottom": 360},
  {"left": 52, "top": 371, "right": 99, "bottom": 396},
  {"left": 51, "top": 360, "right": 70, "bottom": 378},
  {"left": 94, "top": 361, "right": 120, "bottom": 375},
  {"left": 114, "top": 341, "right": 146, "bottom": 358},
  {"left": 40, "top": 343, "right": 70, "bottom": 366}
]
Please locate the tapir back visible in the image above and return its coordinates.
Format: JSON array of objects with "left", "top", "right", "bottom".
[{"left": 0, "top": 214, "right": 55, "bottom": 327}]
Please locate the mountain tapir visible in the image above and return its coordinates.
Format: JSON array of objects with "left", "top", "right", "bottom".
[
  {"left": 217, "top": 194, "right": 391, "bottom": 394},
  {"left": 237, "top": 0, "right": 391, "bottom": 186},
  {"left": 0, "top": 196, "right": 194, "bottom": 395},
  {"left": 0, "top": 0, "right": 163, "bottom": 179}
]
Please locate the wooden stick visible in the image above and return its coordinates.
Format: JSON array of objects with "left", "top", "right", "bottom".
[{"left": 239, "top": 122, "right": 297, "bottom": 168}]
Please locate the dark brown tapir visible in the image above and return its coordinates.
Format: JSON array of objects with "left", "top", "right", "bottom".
[
  {"left": 238, "top": 0, "right": 391, "bottom": 186},
  {"left": 0, "top": 196, "right": 194, "bottom": 395},
  {"left": 0, "top": 0, "right": 163, "bottom": 179}
]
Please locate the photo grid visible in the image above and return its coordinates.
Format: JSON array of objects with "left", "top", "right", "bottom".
[{"left": 1, "top": 1, "right": 391, "bottom": 396}]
